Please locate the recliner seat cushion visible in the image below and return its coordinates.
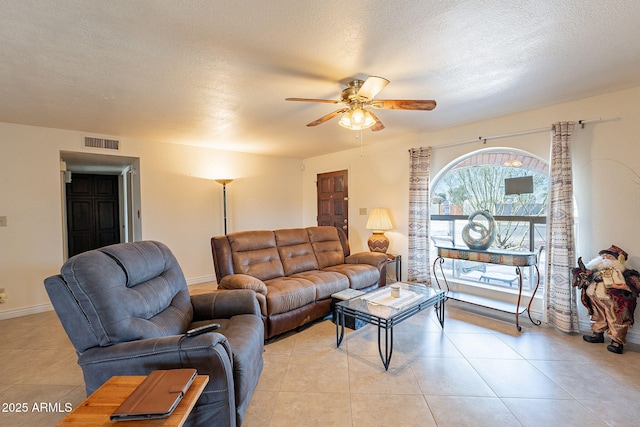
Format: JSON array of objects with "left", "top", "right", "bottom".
[
  {"left": 324, "top": 263, "right": 381, "bottom": 290},
  {"left": 290, "top": 270, "right": 349, "bottom": 300},
  {"left": 263, "top": 277, "right": 316, "bottom": 315}
]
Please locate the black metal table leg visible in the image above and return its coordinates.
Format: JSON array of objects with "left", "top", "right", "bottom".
[
  {"left": 377, "top": 323, "right": 393, "bottom": 370},
  {"left": 435, "top": 296, "right": 445, "bottom": 328},
  {"left": 336, "top": 307, "right": 346, "bottom": 348}
]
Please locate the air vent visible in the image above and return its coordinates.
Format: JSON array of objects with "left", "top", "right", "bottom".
[{"left": 83, "top": 136, "right": 120, "bottom": 151}]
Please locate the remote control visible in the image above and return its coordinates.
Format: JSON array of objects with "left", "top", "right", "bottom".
[{"left": 185, "top": 323, "right": 221, "bottom": 337}]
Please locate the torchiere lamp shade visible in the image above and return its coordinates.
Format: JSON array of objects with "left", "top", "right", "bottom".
[{"left": 365, "top": 208, "right": 392, "bottom": 253}]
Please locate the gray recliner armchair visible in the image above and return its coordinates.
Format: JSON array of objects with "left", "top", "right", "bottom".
[{"left": 44, "top": 241, "right": 263, "bottom": 427}]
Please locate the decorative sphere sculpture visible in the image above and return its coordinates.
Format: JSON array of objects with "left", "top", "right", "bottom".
[{"left": 462, "top": 210, "right": 497, "bottom": 250}]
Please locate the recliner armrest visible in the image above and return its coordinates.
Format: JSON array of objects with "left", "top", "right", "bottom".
[
  {"left": 218, "top": 274, "right": 267, "bottom": 294},
  {"left": 191, "top": 289, "right": 260, "bottom": 320},
  {"left": 345, "top": 251, "right": 388, "bottom": 269},
  {"left": 78, "top": 333, "right": 234, "bottom": 395}
]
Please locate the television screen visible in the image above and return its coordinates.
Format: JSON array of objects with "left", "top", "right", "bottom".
[{"left": 504, "top": 176, "right": 533, "bottom": 195}]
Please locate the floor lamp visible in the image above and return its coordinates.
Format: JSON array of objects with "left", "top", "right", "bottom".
[{"left": 215, "top": 179, "right": 233, "bottom": 235}]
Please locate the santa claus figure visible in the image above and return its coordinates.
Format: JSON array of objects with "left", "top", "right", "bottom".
[{"left": 573, "top": 245, "right": 640, "bottom": 354}]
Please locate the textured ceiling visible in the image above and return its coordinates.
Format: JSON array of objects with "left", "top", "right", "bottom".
[{"left": 2, "top": 1, "right": 640, "bottom": 159}]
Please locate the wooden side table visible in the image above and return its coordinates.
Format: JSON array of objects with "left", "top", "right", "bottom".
[{"left": 56, "top": 375, "right": 209, "bottom": 427}]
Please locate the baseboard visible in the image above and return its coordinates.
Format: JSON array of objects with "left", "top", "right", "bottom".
[
  {"left": 186, "top": 275, "right": 216, "bottom": 285},
  {"left": 447, "top": 299, "right": 639, "bottom": 345},
  {"left": 0, "top": 303, "right": 54, "bottom": 320},
  {"left": 445, "top": 299, "right": 541, "bottom": 328}
]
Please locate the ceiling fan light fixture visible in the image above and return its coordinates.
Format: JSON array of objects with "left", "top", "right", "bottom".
[
  {"left": 339, "top": 107, "right": 375, "bottom": 130},
  {"left": 360, "top": 110, "right": 376, "bottom": 129},
  {"left": 338, "top": 110, "right": 353, "bottom": 128},
  {"left": 286, "top": 75, "right": 436, "bottom": 130},
  {"left": 351, "top": 108, "right": 365, "bottom": 124}
]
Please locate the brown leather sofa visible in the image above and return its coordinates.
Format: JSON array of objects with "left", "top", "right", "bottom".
[{"left": 211, "top": 226, "right": 388, "bottom": 339}]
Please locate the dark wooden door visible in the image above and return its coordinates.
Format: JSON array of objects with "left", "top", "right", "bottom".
[
  {"left": 317, "top": 170, "right": 348, "bottom": 236},
  {"left": 66, "top": 174, "right": 121, "bottom": 257}
]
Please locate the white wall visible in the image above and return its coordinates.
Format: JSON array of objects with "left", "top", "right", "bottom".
[
  {"left": 301, "top": 136, "right": 420, "bottom": 255},
  {"left": 2, "top": 86, "right": 638, "bottom": 325},
  {"left": 0, "top": 123, "right": 303, "bottom": 318},
  {"left": 303, "top": 86, "right": 640, "bottom": 338}
]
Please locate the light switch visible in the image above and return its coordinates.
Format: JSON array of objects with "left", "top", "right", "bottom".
[
  {"left": 359, "top": 208, "right": 367, "bottom": 216},
  {"left": 0, "top": 216, "right": 6, "bottom": 227}
]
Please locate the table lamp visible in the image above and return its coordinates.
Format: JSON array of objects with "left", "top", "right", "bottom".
[{"left": 365, "top": 208, "right": 393, "bottom": 253}]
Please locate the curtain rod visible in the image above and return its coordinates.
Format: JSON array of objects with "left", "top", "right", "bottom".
[{"left": 432, "top": 118, "right": 602, "bottom": 150}]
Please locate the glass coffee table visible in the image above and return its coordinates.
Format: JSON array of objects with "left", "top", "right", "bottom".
[{"left": 335, "top": 282, "right": 445, "bottom": 370}]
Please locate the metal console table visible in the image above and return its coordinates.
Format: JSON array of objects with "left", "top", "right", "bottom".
[{"left": 433, "top": 245, "right": 541, "bottom": 331}]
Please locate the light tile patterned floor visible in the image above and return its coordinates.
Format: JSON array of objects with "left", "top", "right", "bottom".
[
  {"left": 1, "top": 298, "right": 639, "bottom": 426},
  {"left": 245, "top": 302, "right": 640, "bottom": 427}
]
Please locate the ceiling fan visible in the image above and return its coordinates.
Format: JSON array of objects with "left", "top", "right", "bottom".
[{"left": 285, "top": 76, "right": 436, "bottom": 131}]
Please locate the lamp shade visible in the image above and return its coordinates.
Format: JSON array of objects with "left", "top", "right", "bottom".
[{"left": 365, "top": 208, "right": 392, "bottom": 231}]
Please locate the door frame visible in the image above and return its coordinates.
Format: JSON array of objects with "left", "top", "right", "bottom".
[{"left": 60, "top": 151, "right": 141, "bottom": 260}]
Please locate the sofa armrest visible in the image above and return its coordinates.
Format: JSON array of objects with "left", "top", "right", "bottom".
[
  {"left": 218, "top": 274, "right": 268, "bottom": 295},
  {"left": 78, "top": 333, "right": 234, "bottom": 395},
  {"left": 191, "top": 289, "right": 260, "bottom": 320},
  {"left": 345, "top": 251, "right": 388, "bottom": 269}
]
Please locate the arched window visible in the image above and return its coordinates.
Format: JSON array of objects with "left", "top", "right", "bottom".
[{"left": 430, "top": 148, "right": 548, "bottom": 292}]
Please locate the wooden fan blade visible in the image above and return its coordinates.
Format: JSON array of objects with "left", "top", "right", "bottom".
[
  {"left": 370, "top": 100, "right": 437, "bottom": 110},
  {"left": 356, "top": 76, "right": 390, "bottom": 100},
  {"left": 367, "top": 110, "right": 385, "bottom": 132},
  {"left": 306, "top": 108, "right": 349, "bottom": 127},
  {"left": 285, "top": 97, "right": 340, "bottom": 104}
]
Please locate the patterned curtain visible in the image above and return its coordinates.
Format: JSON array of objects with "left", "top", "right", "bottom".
[
  {"left": 408, "top": 147, "right": 432, "bottom": 284},
  {"left": 545, "top": 121, "right": 579, "bottom": 332}
]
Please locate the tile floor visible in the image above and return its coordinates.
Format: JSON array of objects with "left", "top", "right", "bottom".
[{"left": 1, "top": 298, "right": 639, "bottom": 426}]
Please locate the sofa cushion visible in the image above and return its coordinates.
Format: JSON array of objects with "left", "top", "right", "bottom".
[
  {"left": 291, "top": 270, "right": 349, "bottom": 300},
  {"left": 263, "top": 277, "right": 316, "bottom": 315},
  {"left": 324, "top": 263, "right": 381, "bottom": 290},
  {"left": 228, "top": 231, "right": 285, "bottom": 281},
  {"left": 307, "top": 226, "right": 345, "bottom": 268},
  {"left": 275, "top": 228, "right": 320, "bottom": 276}
]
